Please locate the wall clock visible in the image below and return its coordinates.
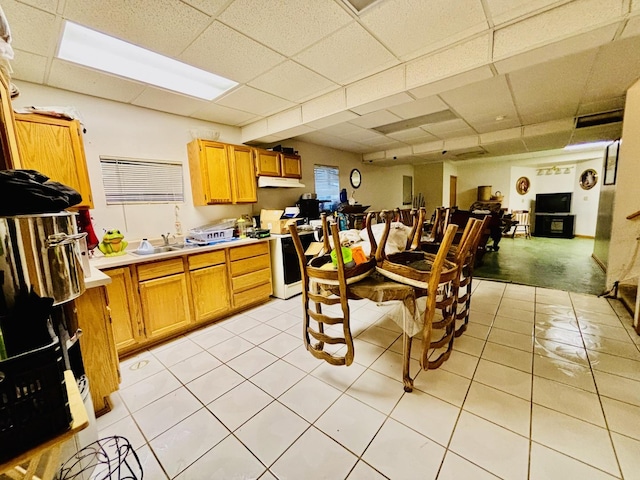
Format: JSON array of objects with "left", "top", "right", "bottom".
[{"left": 350, "top": 169, "right": 361, "bottom": 189}]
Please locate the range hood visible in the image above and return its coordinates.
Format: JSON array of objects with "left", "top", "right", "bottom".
[{"left": 258, "top": 176, "right": 305, "bottom": 188}]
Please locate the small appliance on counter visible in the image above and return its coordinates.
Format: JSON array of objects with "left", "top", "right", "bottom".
[{"left": 297, "top": 193, "right": 321, "bottom": 221}]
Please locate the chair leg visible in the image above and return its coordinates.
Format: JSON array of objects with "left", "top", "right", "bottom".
[{"left": 402, "top": 333, "right": 414, "bottom": 392}]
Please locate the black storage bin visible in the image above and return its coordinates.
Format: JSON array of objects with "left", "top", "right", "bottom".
[{"left": 0, "top": 339, "right": 72, "bottom": 463}]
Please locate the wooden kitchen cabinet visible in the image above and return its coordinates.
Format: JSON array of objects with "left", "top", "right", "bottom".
[
  {"left": 73, "top": 286, "right": 120, "bottom": 416},
  {"left": 281, "top": 153, "right": 302, "bottom": 178},
  {"left": 187, "top": 139, "right": 257, "bottom": 205},
  {"left": 137, "top": 258, "right": 192, "bottom": 341},
  {"left": 254, "top": 148, "right": 281, "bottom": 177},
  {"left": 13, "top": 113, "right": 94, "bottom": 208},
  {"left": 229, "top": 242, "right": 272, "bottom": 309},
  {"left": 188, "top": 250, "right": 230, "bottom": 323},
  {"left": 0, "top": 72, "right": 20, "bottom": 170},
  {"left": 229, "top": 144, "right": 257, "bottom": 203},
  {"left": 104, "top": 267, "right": 142, "bottom": 355}
]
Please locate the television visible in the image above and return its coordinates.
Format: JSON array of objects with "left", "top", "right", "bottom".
[{"left": 535, "top": 192, "right": 572, "bottom": 213}]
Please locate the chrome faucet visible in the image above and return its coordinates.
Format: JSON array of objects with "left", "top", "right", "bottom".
[{"left": 161, "top": 233, "right": 170, "bottom": 245}]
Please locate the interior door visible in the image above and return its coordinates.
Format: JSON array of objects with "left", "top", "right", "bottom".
[{"left": 449, "top": 175, "right": 457, "bottom": 207}]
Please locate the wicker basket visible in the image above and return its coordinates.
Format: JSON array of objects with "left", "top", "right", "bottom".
[{"left": 0, "top": 339, "right": 72, "bottom": 463}]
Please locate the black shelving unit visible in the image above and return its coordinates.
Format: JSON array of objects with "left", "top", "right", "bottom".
[{"left": 534, "top": 214, "right": 575, "bottom": 238}]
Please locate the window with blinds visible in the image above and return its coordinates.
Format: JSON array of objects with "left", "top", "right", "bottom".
[
  {"left": 100, "top": 157, "right": 184, "bottom": 204},
  {"left": 314, "top": 164, "right": 340, "bottom": 211}
]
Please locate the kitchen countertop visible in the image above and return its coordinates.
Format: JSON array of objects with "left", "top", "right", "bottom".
[
  {"left": 89, "top": 237, "right": 270, "bottom": 270},
  {"left": 85, "top": 265, "right": 111, "bottom": 289}
]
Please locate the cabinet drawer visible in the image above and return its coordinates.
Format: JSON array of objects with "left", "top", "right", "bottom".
[
  {"left": 232, "top": 268, "right": 271, "bottom": 292},
  {"left": 137, "top": 258, "right": 184, "bottom": 281},
  {"left": 229, "top": 242, "right": 269, "bottom": 261},
  {"left": 231, "top": 254, "right": 270, "bottom": 277},
  {"left": 188, "top": 250, "right": 226, "bottom": 270},
  {"left": 233, "top": 282, "right": 272, "bottom": 309}
]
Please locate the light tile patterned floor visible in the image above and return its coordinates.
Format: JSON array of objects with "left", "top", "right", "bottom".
[{"left": 96, "top": 280, "right": 640, "bottom": 479}]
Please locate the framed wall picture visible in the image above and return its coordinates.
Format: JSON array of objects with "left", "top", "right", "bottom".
[
  {"left": 604, "top": 140, "right": 619, "bottom": 185},
  {"left": 516, "top": 176, "right": 530, "bottom": 195},
  {"left": 579, "top": 168, "right": 598, "bottom": 190}
]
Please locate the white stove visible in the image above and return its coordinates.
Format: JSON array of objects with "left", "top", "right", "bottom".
[{"left": 269, "top": 230, "right": 315, "bottom": 299}]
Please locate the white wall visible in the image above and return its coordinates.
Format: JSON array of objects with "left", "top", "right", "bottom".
[
  {"left": 443, "top": 161, "right": 458, "bottom": 207},
  {"left": 607, "top": 78, "right": 640, "bottom": 289},
  {"left": 414, "top": 163, "right": 443, "bottom": 212}
]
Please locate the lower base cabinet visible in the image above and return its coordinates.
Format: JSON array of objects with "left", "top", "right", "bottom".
[
  {"left": 105, "top": 241, "right": 272, "bottom": 358},
  {"left": 73, "top": 286, "right": 120, "bottom": 416}
]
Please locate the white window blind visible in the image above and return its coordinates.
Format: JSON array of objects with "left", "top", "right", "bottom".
[
  {"left": 314, "top": 164, "right": 340, "bottom": 211},
  {"left": 101, "top": 157, "right": 184, "bottom": 204}
]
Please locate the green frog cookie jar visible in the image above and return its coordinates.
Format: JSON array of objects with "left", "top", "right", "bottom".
[{"left": 98, "top": 229, "right": 128, "bottom": 256}]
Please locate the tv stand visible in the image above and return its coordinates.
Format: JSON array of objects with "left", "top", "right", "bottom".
[{"left": 534, "top": 213, "right": 575, "bottom": 238}]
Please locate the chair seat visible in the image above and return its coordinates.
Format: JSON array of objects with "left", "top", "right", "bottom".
[{"left": 377, "top": 251, "right": 457, "bottom": 290}]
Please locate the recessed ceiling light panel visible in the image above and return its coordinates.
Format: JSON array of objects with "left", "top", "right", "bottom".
[{"left": 58, "top": 21, "right": 238, "bottom": 100}]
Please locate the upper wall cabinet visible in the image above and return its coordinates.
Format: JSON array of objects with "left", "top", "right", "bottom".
[
  {"left": 254, "top": 148, "right": 302, "bottom": 179},
  {"left": 187, "top": 139, "right": 257, "bottom": 205},
  {"left": 254, "top": 148, "right": 281, "bottom": 177},
  {"left": 13, "top": 113, "right": 94, "bottom": 208}
]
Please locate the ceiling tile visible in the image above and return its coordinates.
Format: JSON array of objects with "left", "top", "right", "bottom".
[
  {"left": 349, "top": 110, "right": 402, "bottom": 128},
  {"left": 295, "top": 132, "right": 370, "bottom": 152},
  {"left": 413, "top": 140, "right": 445, "bottom": 154},
  {"left": 181, "top": 0, "right": 230, "bottom": 16},
  {"left": 406, "top": 34, "right": 491, "bottom": 89},
  {"left": 363, "top": 136, "right": 406, "bottom": 148},
  {"left": 317, "top": 122, "right": 366, "bottom": 138},
  {"left": 131, "top": 87, "right": 209, "bottom": 116},
  {"left": 422, "top": 118, "right": 476, "bottom": 138},
  {"left": 581, "top": 35, "right": 640, "bottom": 103},
  {"left": 523, "top": 118, "right": 574, "bottom": 137},
  {"left": 408, "top": 66, "right": 494, "bottom": 99},
  {"left": 191, "top": 103, "right": 261, "bottom": 126},
  {"left": 266, "top": 124, "right": 315, "bottom": 140},
  {"left": 63, "top": 0, "right": 211, "bottom": 57},
  {"left": 3, "top": 1, "right": 58, "bottom": 56},
  {"left": 633, "top": 0, "right": 640, "bottom": 11},
  {"left": 523, "top": 131, "right": 572, "bottom": 151},
  {"left": 439, "top": 75, "right": 519, "bottom": 129},
  {"left": 216, "top": 86, "right": 295, "bottom": 116},
  {"left": 306, "top": 110, "right": 359, "bottom": 129},
  {"left": 15, "top": 0, "right": 58, "bottom": 13},
  {"left": 387, "top": 128, "right": 439, "bottom": 144},
  {"left": 301, "top": 88, "right": 346, "bottom": 123},
  {"left": 11, "top": 49, "right": 47, "bottom": 84},
  {"left": 47, "top": 60, "right": 146, "bottom": 103},
  {"left": 509, "top": 49, "right": 597, "bottom": 122},
  {"left": 485, "top": 0, "right": 563, "bottom": 25},
  {"left": 294, "top": 23, "right": 399, "bottom": 85},
  {"left": 481, "top": 139, "right": 528, "bottom": 156},
  {"left": 241, "top": 119, "right": 268, "bottom": 143},
  {"left": 268, "top": 107, "right": 302, "bottom": 133},
  {"left": 248, "top": 61, "right": 338, "bottom": 102},
  {"left": 218, "top": 0, "right": 352, "bottom": 57},
  {"left": 480, "top": 127, "right": 523, "bottom": 144},
  {"left": 180, "top": 21, "right": 285, "bottom": 84},
  {"left": 576, "top": 97, "right": 625, "bottom": 116},
  {"left": 621, "top": 15, "right": 640, "bottom": 38},
  {"left": 339, "top": 128, "right": 387, "bottom": 143},
  {"left": 493, "top": 24, "right": 617, "bottom": 74},
  {"left": 346, "top": 67, "right": 405, "bottom": 110},
  {"left": 350, "top": 92, "right": 413, "bottom": 116},
  {"left": 359, "top": 0, "right": 488, "bottom": 59},
  {"left": 493, "top": 0, "right": 622, "bottom": 60},
  {"left": 387, "top": 96, "right": 448, "bottom": 119}
]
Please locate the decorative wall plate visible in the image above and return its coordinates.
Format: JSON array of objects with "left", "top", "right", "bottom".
[
  {"left": 516, "top": 176, "right": 530, "bottom": 195},
  {"left": 579, "top": 168, "right": 598, "bottom": 190}
]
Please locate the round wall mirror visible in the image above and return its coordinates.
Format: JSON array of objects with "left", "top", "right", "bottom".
[
  {"left": 350, "top": 169, "right": 362, "bottom": 189},
  {"left": 579, "top": 168, "right": 598, "bottom": 190}
]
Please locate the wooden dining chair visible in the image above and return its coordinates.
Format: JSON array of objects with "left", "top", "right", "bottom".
[
  {"left": 289, "top": 221, "right": 376, "bottom": 366},
  {"left": 428, "top": 217, "right": 486, "bottom": 368},
  {"left": 454, "top": 215, "right": 491, "bottom": 337},
  {"left": 373, "top": 210, "right": 458, "bottom": 370}
]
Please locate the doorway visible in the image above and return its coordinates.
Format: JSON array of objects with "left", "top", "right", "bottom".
[{"left": 449, "top": 175, "right": 457, "bottom": 207}]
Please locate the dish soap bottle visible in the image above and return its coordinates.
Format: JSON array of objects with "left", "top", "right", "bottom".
[{"left": 137, "top": 238, "right": 154, "bottom": 254}]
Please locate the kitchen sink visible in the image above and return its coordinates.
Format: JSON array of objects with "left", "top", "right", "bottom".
[{"left": 130, "top": 244, "right": 186, "bottom": 255}]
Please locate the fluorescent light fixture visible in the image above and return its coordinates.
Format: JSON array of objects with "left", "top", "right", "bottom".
[
  {"left": 58, "top": 21, "right": 237, "bottom": 100},
  {"left": 563, "top": 141, "right": 611, "bottom": 151}
]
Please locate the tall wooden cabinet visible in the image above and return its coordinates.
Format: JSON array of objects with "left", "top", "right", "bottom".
[
  {"left": 13, "top": 113, "right": 94, "bottom": 208},
  {"left": 0, "top": 72, "right": 20, "bottom": 170},
  {"left": 104, "top": 267, "right": 142, "bottom": 354},
  {"left": 188, "top": 139, "right": 257, "bottom": 205}
]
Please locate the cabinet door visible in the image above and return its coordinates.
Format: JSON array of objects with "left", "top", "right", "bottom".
[
  {"left": 229, "top": 145, "right": 257, "bottom": 203},
  {"left": 190, "top": 264, "right": 231, "bottom": 322},
  {"left": 73, "top": 286, "right": 120, "bottom": 415},
  {"left": 14, "top": 114, "right": 94, "bottom": 208},
  {"left": 139, "top": 273, "right": 192, "bottom": 340},
  {"left": 0, "top": 72, "right": 20, "bottom": 170},
  {"left": 202, "top": 141, "right": 233, "bottom": 204},
  {"left": 105, "top": 267, "right": 142, "bottom": 354},
  {"left": 281, "top": 154, "right": 302, "bottom": 178},
  {"left": 254, "top": 148, "right": 281, "bottom": 176}
]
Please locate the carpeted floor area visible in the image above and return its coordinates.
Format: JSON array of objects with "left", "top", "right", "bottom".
[{"left": 474, "top": 235, "right": 606, "bottom": 296}]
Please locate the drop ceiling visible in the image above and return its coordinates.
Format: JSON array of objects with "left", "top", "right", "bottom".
[{"left": 5, "top": 0, "right": 640, "bottom": 164}]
